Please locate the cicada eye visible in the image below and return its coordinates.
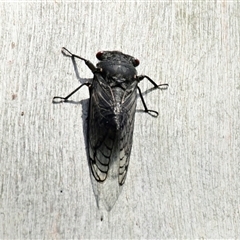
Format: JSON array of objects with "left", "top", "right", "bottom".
[
  {"left": 133, "top": 58, "right": 140, "bottom": 67},
  {"left": 96, "top": 51, "right": 104, "bottom": 60}
]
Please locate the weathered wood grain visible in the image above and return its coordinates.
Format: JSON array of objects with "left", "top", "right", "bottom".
[{"left": 0, "top": 2, "right": 239, "bottom": 238}]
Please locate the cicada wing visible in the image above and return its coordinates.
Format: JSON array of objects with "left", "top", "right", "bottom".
[
  {"left": 89, "top": 77, "right": 138, "bottom": 184},
  {"left": 118, "top": 88, "right": 137, "bottom": 185},
  {"left": 88, "top": 78, "right": 117, "bottom": 183}
]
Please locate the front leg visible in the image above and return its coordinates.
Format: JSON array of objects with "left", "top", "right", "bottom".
[{"left": 62, "top": 47, "right": 99, "bottom": 73}]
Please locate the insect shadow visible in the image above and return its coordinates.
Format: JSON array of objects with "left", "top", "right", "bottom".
[{"left": 53, "top": 54, "right": 91, "bottom": 166}]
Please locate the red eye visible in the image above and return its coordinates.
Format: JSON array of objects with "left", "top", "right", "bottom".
[
  {"left": 96, "top": 51, "right": 103, "bottom": 60},
  {"left": 134, "top": 59, "right": 140, "bottom": 67}
]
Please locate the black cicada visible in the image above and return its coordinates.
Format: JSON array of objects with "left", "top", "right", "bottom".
[{"left": 53, "top": 47, "right": 168, "bottom": 210}]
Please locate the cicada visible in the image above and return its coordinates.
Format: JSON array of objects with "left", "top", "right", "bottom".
[{"left": 53, "top": 47, "right": 168, "bottom": 210}]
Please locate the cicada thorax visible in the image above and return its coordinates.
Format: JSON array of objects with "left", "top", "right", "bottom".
[
  {"left": 98, "top": 61, "right": 138, "bottom": 81},
  {"left": 94, "top": 62, "right": 138, "bottom": 127}
]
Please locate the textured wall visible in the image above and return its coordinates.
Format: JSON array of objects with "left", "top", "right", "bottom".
[{"left": 0, "top": 2, "right": 239, "bottom": 238}]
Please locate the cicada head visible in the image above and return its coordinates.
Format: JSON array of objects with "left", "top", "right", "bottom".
[
  {"left": 96, "top": 51, "right": 140, "bottom": 67},
  {"left": 96, "top": 51, "right": 140, "bottom": 81}
]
